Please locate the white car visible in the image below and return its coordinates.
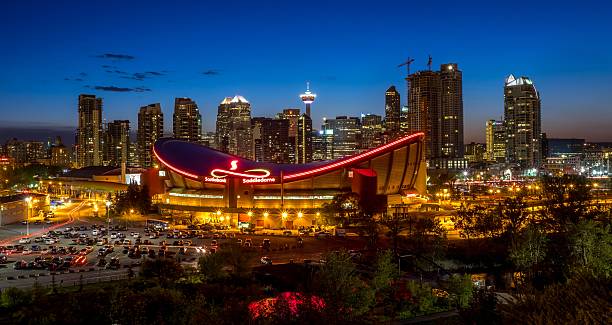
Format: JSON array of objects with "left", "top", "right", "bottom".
[
  {"left": 22, "top": 248, "right": 32, "bottom": 255},
  {"left": 44, "top": 238, "right": 55, "bottom": 245},
  {"left": 92, "top": 229, "right": 99, "bottom": 236},
  {"left": 110, "top": 233, "right": 117, "bottom": 239},
  {"left": 18, "top": 238, "right": 31, "bottom": 244},
  {"left": 132, "top": 232, "right": 140, "bottom": 238}
]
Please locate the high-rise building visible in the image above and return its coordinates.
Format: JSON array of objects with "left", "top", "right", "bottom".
[
  {"left": 173, "top": 98, "right": 202, "bottom": 143},
  {"left": 215, "top": 95, "right": 253, "bottom": 159},
  {"left": 252, "top": 117, "right": 290, "bottom": 163},
  {"left": 201, "top": 132, "right": 216, "bottom": 149},
  {"left": 384, "top": 86, "right": 401, "bottom": 139},
  {"left": 5, "top": 139, "right": 46, "bottom": 164},
  {"left": 299, "top": 82, "right": 316, "bottom": 117},
  {"left": 313, "top": 129, "right": 334, "bottom": 161},
  {"left": 361, "top": 114, "right": 383, "bottom": 149},
  {"left": 464, "top": 142, "right": 486, "bottom": 163},
  {"left": 323, "top": 116, "right": 361, "bottom": 159},
  {"left": 105, "top": 120, "right": 130, "bottom": 167},
  {"left": 407, "top": 63, "right": 466, "bottom": 169},
  {"left": 485, "top": 120, "right": 505, "bottom": 162},
  {"left": 277, "top": 108, "right": 300, "bottom": 163},
  {"left": 137, "top": 103, "right": 164, "bottom": 167},
  {"left": 407, "top": 70, "right": 441, "bottom": 159},
  {"left": 504, "top": 75, "right": 542, "bottom": 168},
  {"left": 439, "top": 63, "right": 464, "bottom": 158},
  {"left": 296, "top": 114, "right": 313, "bottom": 163},
  {"left": 76, "top": 94, "right": 103, "bottom": 167}
]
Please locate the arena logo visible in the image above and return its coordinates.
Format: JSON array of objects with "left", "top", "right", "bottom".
[{"left": 210, "top": 160, "right": 272, "bottom": 179}]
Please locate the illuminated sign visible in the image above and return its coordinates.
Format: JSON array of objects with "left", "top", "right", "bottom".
[
  {"left": 211, "top": 160, "right": 271, "bottom": 179},
  {"left": 204, "top": 177, "right": 227, "bottom": 183},
  {"left": 125, "top": 174, "right": 141, "bottom": 185},
  {"left": 242, "top": 177, "right": 276, "bottom": 184},
  {"left": 158, "top": 170, "right": 166, "bottom": 177}
]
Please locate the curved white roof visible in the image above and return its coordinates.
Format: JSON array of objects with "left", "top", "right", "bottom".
[{"left": 231, "top": 95, "right": 249, "bottom": 104}]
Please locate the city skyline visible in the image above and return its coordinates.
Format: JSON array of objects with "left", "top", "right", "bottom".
[{"left": 1, "top": 1, "right": 612, "bottom": 143}]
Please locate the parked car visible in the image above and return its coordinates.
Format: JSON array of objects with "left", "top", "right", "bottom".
[
  {"left": 18, "top": 238, "right": 31, "bottom": 244},
  {"left": 260, "top": 256, "right": 272, "bottom": 265}
]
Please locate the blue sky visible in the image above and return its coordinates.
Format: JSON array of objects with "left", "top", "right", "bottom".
[{"left": 1, "top": 0, "right": 611, "bottom": 143}]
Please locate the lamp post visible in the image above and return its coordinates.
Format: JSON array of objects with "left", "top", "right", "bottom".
[
  {"left": 25, "top": 196, "right": 32, "bottom": 236},
  {"left": 105, "top": 201, "right": 111, "bottom": 241},
  {"left": 0, "top": 205, "right": 5, "bottom": 227}
]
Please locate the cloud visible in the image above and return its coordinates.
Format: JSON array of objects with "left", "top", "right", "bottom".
[
  {"left": 95, "top": 53, "right": 135, "bottom": 60},
  {"left": 202, "top": 69, "right": 221, "bottom": 76},
  {"left": 101, "top": 65, "right": 117, "bottom": 69},
  {"left": 64, "top": 76, "right": 85, "bottom": 82},
  {"left": 121, "top": 71, "right": 166, "bottom": 80},
  {"left": 86, "top": 85, "right": 151, "bottom": 92},
  {"left": 79, "top": 72, "right": 88, "bottom": 77}
]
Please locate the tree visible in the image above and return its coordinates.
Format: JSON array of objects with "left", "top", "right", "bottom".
[
  {"left": 497, "top": 196, "right": 530, "bottom": 247},
  {"left": 219, "top": 244, "right": 256, "bottom": 278},
  {"left": 541, "top": 175, "right": 593, "bottom": 229},
  {"left": 453, "top": 205, "right": 484, "bottom": 240},
  {"left": 568, "top": 220, "right": 612, "bottom": 278},
  {"left": 446, "top": 274, "right": 474, "bottom": 309},
  {"left": 140, "top": 258, "right": 184, "bottom": 286},
  {"left": 509, "top": 224, "right": 548, "bottom": 277},
  {"left": 372, "top": 250, "right": 399, "bottom": 295},
  {"left": 313, "top": 251, "right": 375, "bottom": 320},
  {"left": 321, "top": 192, "right": 363, "bottom": 226},
  {"left": 198, "top": 252, "right": 226, "bottom": 282},
  {"left": 379, "top": 211, "right": 413, "bottom": 255},
  {"left": 112, "top": 183, "right": 151, "bottom": 216}
]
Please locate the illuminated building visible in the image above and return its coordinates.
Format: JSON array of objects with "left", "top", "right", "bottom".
[
  {"left": 153, "top": 132, "right": 426, "bottom": 228},
  {"left": 215, "top": 96, "right": 253, "bottom": 159},
  {"left": 137, "top": 103, "right": 164, "bottom": 167},
  {"left": 504, "top": 74, "right": 542, "bottom": 168},
  {"left": 485, "top": 120, "right": 505, "bottom": 162},
  {"left": 464, "top": 142, "right": 486, "bottom": 163},
  {"left": 322, "top": 116, "right": 361, "bottom": 159},
  {"left": 299, "top": 82, "right": 316, "bottom": 117},
  {"left": 251, "top": 117, "right": 290, "bottom": 163},
  {"left": 296, "top": 114, "right": 313, "bottom": 163},
  {"left": 76, "top": 94, "right": 103, "bottom": 167},
  {"left": 361, "top": 114, "right": 384, "bottom": 149},
  {"left": 173, "top": 97, "right": 202, "bottom": 143},
  {"left": 104, "top": 120, "right": 130, "bottom": 167},
  {"left": 50, "top": 137, "right": 71, "bottom": 167},
  {"left": 5, "top": 139, "right": 46, "bottom": 164},
  {"left": 384, "top": 86, "right": 401, "bottom": 139},
  {"left": 313, "top": 129, "right": 334, "bottom": 161},
  {"left": 439, "top": 63, "right": 464, "bottom": 158},
  {"left": 276, "top": 108, "right": 300, "bottom": 163},
  {"left": 407, "top": 63, "right": 466, "bottom": 170}
]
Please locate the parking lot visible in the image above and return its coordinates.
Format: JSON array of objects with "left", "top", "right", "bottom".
[{"left": 0, "top": 213, "right": 365, "bottom": 289}]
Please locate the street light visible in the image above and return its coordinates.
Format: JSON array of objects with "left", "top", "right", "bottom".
[
  {"left": 105, "top": 201, "right": 111, "bottom": 241},
  {"left": 263, "top": 211, "right": 269, "bottom": 218},
  {"left": 281, "top": 211, "right": 288, "bottom": 219},
  {"left": 24, "top": 196, "right": 32, "bottom": 236},
  {"left": 297, "top": 211, "right": 303, "bottom": 218}
]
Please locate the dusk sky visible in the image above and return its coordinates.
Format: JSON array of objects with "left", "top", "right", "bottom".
[{"left": 1, "top": 0, "right": 611, "bottom": 144}]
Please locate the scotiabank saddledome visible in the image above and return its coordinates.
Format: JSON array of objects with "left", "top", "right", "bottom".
[{"left": 153, "top": 133, "right": 425, "bottom": 226}]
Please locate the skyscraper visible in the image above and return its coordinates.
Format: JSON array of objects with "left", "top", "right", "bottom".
[
  {"left": 76, "top": 94, "right": 103, "bottom": 167},
  {"left": 407, "top": 63, "right": 465, "bottom": 169},
  {"left": 215, "top": 95, "right": 253, "bottom": 159},
  {"left": 323, "top": 116, "right": 361, "bottom": 159},
  {"left": 252, "top": 117, "right": 290, "bottom": 163},
  {"left": 105, "top": 120, "right": 130, "bottom": 167},
  {"left": 296, "top": 114, "right": 313, "bottom": 163},
  {"left": 361, "top": 114, "right": 383, "bottom": 149},
  {"left": 384, "top": 85, "right": 401, "bottom": 139},
  {"left": 137, "top": 103, "right": 164, "bottom": 167},
  {"left": 173, "top": 98, "right": 202, "bottom": 143},
  {"left": 485, "top": 120, "right": 505, "bottom": 162},
  {"left": 439, "top": 63, "right": 464, "bottom": 158},
  {"left": 277, "top": 108, "right": 300, "bottom": 163},
  {"left": 407, "top": 70, "right": 440, "bottom": 159},
  {"left": 504, "top": 75, "right": 542, "bottom": 168}
]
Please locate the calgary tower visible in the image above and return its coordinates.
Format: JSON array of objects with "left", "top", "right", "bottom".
[{"left": 299, "top": 82, "right": 317, "bottom": 117}]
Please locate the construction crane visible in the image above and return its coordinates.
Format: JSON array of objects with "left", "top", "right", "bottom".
[{"left": 398, "top": 57, "right": 415, "bottom": 77}]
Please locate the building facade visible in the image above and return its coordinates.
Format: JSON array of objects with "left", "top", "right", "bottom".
[
  {"left": 485, "top": 120, "right": 505, "bottom": 162},
  {"left": 384, "top": 86, "right": 401, "bottom": 139},
  {"left": 215, "top": 96, "right": 253, "bottom": 159},
  {"left": 104, "top": 120, "right": 130, "bottom": 167},
  {"left": 76, "top": 94, "right": 103, "bottom": 167},
  {"left": 361, "top": 114, "right": 384, "bottom": 149},
  {"left": 296, "top": 114, "right": 313, "bottom": 163},
  {"left": 323, "top": 116, "right": 361, "bottom": 159},
  {"left": 504, "top": 75, "right": 542, "bottom": 168},
  {"left": 137, "top": 103, "right": 164, "bottom": 167},
  {"left": 173, "top": 97, "right": 202, "bottom": 143}
]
